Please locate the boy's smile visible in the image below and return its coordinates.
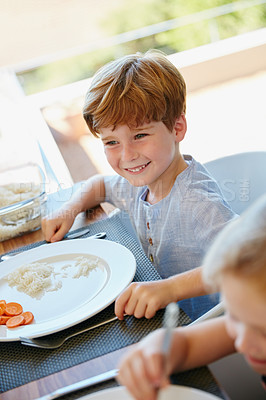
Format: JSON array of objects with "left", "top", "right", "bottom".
[
  {"left": 100, "top": 117, "right": 187, "bottom": 203},
  {"left": 124, "top": 161, "right": 151, "bottom": 174}
]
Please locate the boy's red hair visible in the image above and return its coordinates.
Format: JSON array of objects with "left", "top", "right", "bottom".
[{"left": 83, "top": 50, "right": 186, "bottom": 137}]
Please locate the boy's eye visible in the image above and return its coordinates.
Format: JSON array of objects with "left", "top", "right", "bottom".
[
  {"left": 105, "top": 140, "right": 118, "bottom": 146},
  {"left": 135, "top": 133, "right": 147, "bottom": 139}
]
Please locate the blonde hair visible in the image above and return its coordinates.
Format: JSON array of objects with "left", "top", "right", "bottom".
[
  {"left": 83, "top": 50, "right": 186, "bottom": 137},
  {"left": 203, "top": 195, "right": 266, "bottom": 292}
]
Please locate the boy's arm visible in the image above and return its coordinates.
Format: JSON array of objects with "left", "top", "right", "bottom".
[
  {"left": 42, "top": 174, "right": 106, "bottom": 242},
  {"left": 62, "top": 174, "right": 106, "bottom": 214},
  {"left": 117, "top": 317, "right": 235, "bottom": 399},
  {"left": 115, "top": 266, "right": 209, "bottom": 320},
  {"left": 167, "top": 265, "right": 213, "bottom": 300}
]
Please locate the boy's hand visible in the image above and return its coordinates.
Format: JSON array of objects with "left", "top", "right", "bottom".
[
  {"left": 115, "top": 280, "right": 177, "bottom": 320},
  {"left": 41, "top": 209, "right": 75, "bottom": 243},
  {"left": 117, "top": 329, "right": 171, "bottom": 400}
]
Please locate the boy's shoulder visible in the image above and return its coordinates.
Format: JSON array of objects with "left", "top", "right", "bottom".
[
  {"left": 182, "top": 154, "right": 210, "bottom": 175},
  {"left": 178, "top": 155, "right": 236, "bottom": 213},
  {"left": 178, "top": 155, "right": 221, "bottom": 194}
]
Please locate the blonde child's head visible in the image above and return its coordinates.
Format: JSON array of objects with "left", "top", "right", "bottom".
[
  {"left": 203, "top": 194, "right": 266, "bottom": 294},
  {"left": 83, "top": 50, "right": 186, "bottom": 137},
  {"left": 203, "top": 195, "right": 266, "bottom": 375}
]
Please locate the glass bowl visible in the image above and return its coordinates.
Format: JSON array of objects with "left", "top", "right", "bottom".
[{"left": 0, "top": 163, "right": 46, "bottom": 242}]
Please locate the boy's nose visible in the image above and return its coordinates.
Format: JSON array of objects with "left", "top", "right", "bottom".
[
  {"left": 234, "top": 325, "right": 258, "bottom": 355},
  {"left": 121, "top": 144, "right": 138, "bottom": 161}
]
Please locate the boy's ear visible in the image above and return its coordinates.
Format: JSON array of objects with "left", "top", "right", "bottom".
[{"left": 173, "top": 113, "right": 187, "bottom": 143}]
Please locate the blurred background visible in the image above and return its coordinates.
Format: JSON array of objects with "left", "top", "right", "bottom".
[{"left": 0, "top": 0, "right": 265, "bottom": 184}]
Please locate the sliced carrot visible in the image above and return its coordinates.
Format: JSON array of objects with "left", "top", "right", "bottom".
[
  {"left": 0, "top": 301, "right": 34, "bottom": 328},
  {"left": 0, "top": 316, "right": 10, "bottom": 325},
  {"left": 0, "top": 303, "right": 6, "bottom": 316},
  {"left": 4, "top": 302, "right": 23, "bottom": 316},
  {"left": 21, "top": 311, "right": 34, "bottom": 325},
  {"left": 6, "top": 315, "right": 25, "bottom": 328}
]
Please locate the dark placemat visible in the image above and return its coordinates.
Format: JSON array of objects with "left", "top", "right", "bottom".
[
  {"left": 0, "top": 214, "right": 190, "bottom": 393},
  {"left": 0, "top": 214, "right": 224, "bottom": 399}
]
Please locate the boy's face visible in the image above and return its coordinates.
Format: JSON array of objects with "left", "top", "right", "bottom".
[
  {"left": 99, "top": 118, "right": 186, "bottom": 197},
  {"left": 222, "top": 273, "right": 266, "bottom": 375}
]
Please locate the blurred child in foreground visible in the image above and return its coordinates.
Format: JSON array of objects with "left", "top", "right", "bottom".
[
  {"left": 42, "top": 50, "right": 237, "bottom": 319},
  {"left": 117, "top": 195, "right": 266, "bottom": 399}
]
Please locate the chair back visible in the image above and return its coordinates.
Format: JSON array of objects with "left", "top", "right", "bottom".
[{"left": 204, "top": 151, "right": 266, "bottom": 214}]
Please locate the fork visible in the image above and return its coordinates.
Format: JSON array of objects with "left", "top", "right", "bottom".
[{"left": 20, "top": 314, "right": 119, "bottom": 349}]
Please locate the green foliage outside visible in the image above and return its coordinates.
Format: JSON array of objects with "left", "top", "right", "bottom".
[{"left": 19, "top": 0, "right": 266, "bottom": 95}]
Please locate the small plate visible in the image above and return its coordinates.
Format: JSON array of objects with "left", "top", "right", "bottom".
[
  {"left": 78, "top": 385, "right": 221, "bottom": 399},
  {"left": 0, "top": 238, "right": 136, "bottom": 341}
]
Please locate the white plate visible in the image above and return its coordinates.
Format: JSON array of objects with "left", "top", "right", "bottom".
[
  {"left": 0, "top": 239, "right": 136, "bottom": 341},
  {"left": 78, "top": 385, "right": 221, "bottom": 399}
]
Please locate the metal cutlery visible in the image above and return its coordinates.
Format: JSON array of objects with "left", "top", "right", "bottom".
[
  {"left": 189, "top": 301, "right": 224, "bottom": 325},
  {"left": 161, "top": 302, "right": 179, "bottom": 358},
  {"left": 77, "top": 231, "right": 106, "bottom": 240},
  {"left": 159, "top": 303, "right": 179, "bottom": 398},
  {"left": 20, "top": 314, "right": 118, "bottom": 349},
  {"left": 34, "top": 368, "right": 118, "bottom": 400},
  {"left": 0, "top": 231, "right": 106, "bottom": 261},
  {"left": 64, "top": 226, "right": 91, "bottom": 239}
]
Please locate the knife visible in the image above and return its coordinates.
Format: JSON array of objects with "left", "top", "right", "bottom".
[
  {"left": 64, "top": 226, "right": 91, "bottom": 239},
  {"left": 65, "top": 230, "right": 106, "bottom": 240},
  {"left": 34, "top": 368, "right": 118, "bottom": 400}
]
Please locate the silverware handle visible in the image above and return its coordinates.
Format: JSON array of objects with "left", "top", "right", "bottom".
[
  {"left": 86, "top": 232, "right": 106, "bottom": 240},
  {"left": 20, "top": 315, "right": 119, "bottom": 346},
  {"left": 35, "top": 368, "right": 119, "bottom": 400},
  {"left": 190, "top": 301, "right": 224, "bottom": 325},
  {"left": 64, "top": 226, "right": 90, "bottom": 239},
  {"left": 65, "top": 231, "right": 106, "bottom": 240},
  {"left": 67, "top": 315, "right": 118, "bottom": 341}
]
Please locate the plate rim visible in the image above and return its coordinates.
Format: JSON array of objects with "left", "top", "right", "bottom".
[
  {"left": 77, "top": 384, "right": 221, "bottom": 400},
  {"left": 0, "top": 239, "right": 136, "bottom": 341}
]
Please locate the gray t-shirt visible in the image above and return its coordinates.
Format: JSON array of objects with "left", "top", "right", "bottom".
[{"left": 104, "top": 155, "right": 237, "bottom": 279}]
